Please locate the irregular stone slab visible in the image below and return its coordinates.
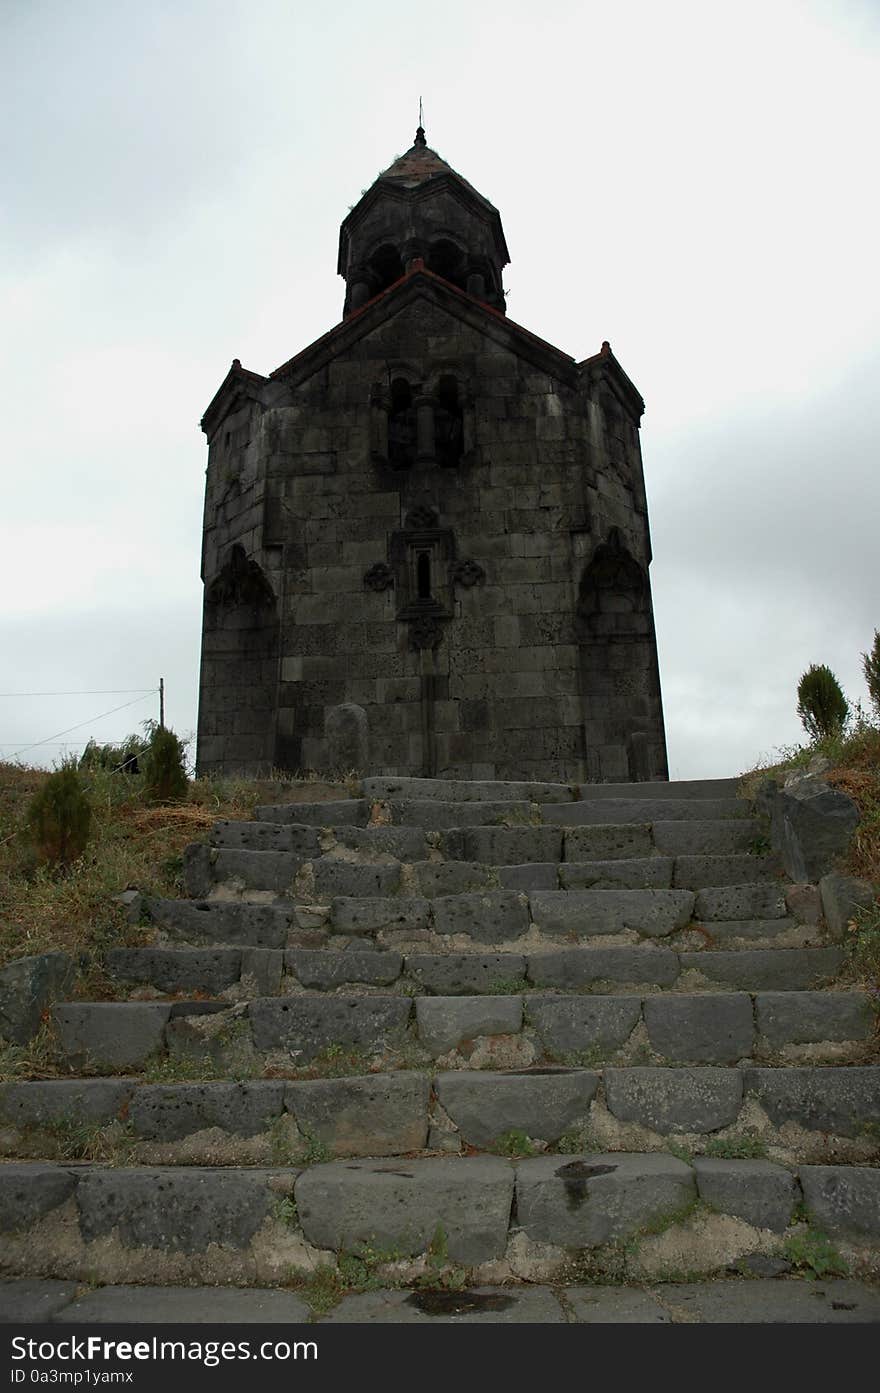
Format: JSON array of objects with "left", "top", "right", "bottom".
[
  {"left": 129, "top": 1083, "right": 284, "bottom": 1141},
  {"left": 408, "top": 862, "right": 497, "bottom": 897},
  {"left": 694, "top": 884, "right": 787, "bottom": 921},
  {"left": 364, "top": 777, "right": 573, "bottom": 804},
  {"left": 693, "top": 1158, "right": 799, "bottom": 1231},
  {"left": 516, "top": 1152, "right": 695, "bottom": 1247},
  {"left": 544, "top": 798, "right": 749, "bottom": 825},
  {"left": 566, "top": 1287, "right": 671, "bottom": 1323},
  {"left": 330, "top": 826, "right": 429, "bottom": 861},
  {"left": 240, "top": 948, "right": 284, "bottom": 995},
  {"left": 673, "top": 853, "right": 781, "bottom": 889},
  {"left": 407, "top": 954, "right": 527, "bottom": 995},
  {"left": 435, "top": 1069, "right": 599, "bottom": 1147},
  {"left": 106, "top": 947, "right": 242, "bottom": 995},
  {"left": 323, "top": 1286, "right": 566, "bottom": 1323},
  {"left": 527, "top": 947, "right": 680, "bottom": 989},
  {"left": 312, "top": 860, "right": 402, "bottom": 898},
  {"left": 53, "top": 1003, "right": 171, "bottom": 1071},
  {"left": 0, "top": 952, "right": 75, "bottom": 1044},
  {"left": 820, "top": 873, "right": 876, "bottom": 938},
  {"left": 182, "top": 843, "right": 220, "bottom": 898},
  {"left": 604, "top": 1067, "right": 743, "bottom": 1134},
  {"left": 415, "top": 996, "right": 522, "bottom": 1055},
  {"left": 295, "top": 1156, "right": 514, "bottom": 1262},
  {"left": 285, "top": 949, "right": 403, "bottom": 989},
  {"left": 56, "top": 1285, "right": 312, "bottom": 1323},
  {"left": 769, "top": 776, "right": 860, "bottom": 882},
  {"left": 76, "top": 1168, "right": 280, "bottom": 1252},
  {"left": 529, "top": 890, "right": 695, "bottom": 938},
  {"left": 695, "top": 919, "right": 801, "bottom": 945},
  {"left": 498, "top": 863, "right": 560, "bottom": 891},
  {"left": 285, "top": 1074, "right": 430, "bottom": 1156},
  {"left": 0, "top": 1079, "right": 133, "bottom": 1129},
  {"left": 449, "top": 827, "right": 563, "bottom": 866},
  {"left": 432, "top": 891, "right": 530, "bottom": 943},
  {"left": 205, "top": 849, "right": 310, "bottom": 894},
  {"left": 0, "top": 1165, "right": 77, "bottom": 1233},
  {"left": 799, "top": 1166, "right": 880, "bottom": 1239},
  {"left": 255, "top": 800, "right": 368, "bottom": 826},
  {"left": 652, "top": 820, "right": 756, "bottom": 856},
  {"left": 330, "top": 897, "right": 430, "bottom": 936},
  {"left": 0, "top": 1279, "right": 77, "bottom": 1323},
  {"left": 560, "top": 858, "right": 673, "bottom": 890},
  {"left": 660, "top": 1279, "right": 880, "bottom": 1323},
  {"left": 743, "top": 1067, "right": 880, "bottom": 1135},
  {"left": 678, "top": 948, "right": 844, "bottom": 991},
  {"left": 145, "top": 897, "right": 293, "bottom": 949},
  {"left": 755, "top": 991, "right": 874, "bottom": 1046},
  {"left": 387, "top": 799, "right": 532, "bottom": 830},
  {"left": 526, "top": 997, "right": 642, "bottom": 1056},
  {"left": 211, "top": 821, "right": 323, "bottom": 855},
  {"left": 249, "top": 996, "right": 412, "bottom": 1063},
  {"left": 563, "top": 824, "right": 654, "bottom": 862},
  {"left": 643, "top": 994, "right": 754, "bottom": 1063}
]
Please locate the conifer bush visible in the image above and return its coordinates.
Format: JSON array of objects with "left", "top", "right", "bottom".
[
  {"left": 862, "top": 630, "right": 880, "bottom": 721},
  {"left": 26, "top": 762, "right": 92, "bottom": 869},
  {"left": 796, "top": 664, "right": 849, "bottom": 741},
  {"left": 141, "top": 726, "right": 189, "bottom": 803}
]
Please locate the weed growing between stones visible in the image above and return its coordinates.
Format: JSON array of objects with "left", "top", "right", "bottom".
[
  {"left": 274, "top": 1196, "right": 298, "bottom": 1228},
  {"left": 486, "top": 978, "right": 530, "bottom": 995},
  {"left": 666, "top": 1141, "right": 694, "bottom": 1164},
  {"left": 703, "top": 1134, "right": 769, "bottom": 1160},
  {"left": 142, "top": 1052, "right": 223, "bottom": 1083},
  {"left": 557, "top": 1126, "right": 602, "bottom": 1154},
  {"left": 784, "top": 1227, "right": 850, "bottom": 1279},
  {"left": 42, "top": 1117, "right": 137, "bottom": 1165},
  {"left": 491, "top": 1129, "right": 536, "bottom": 1158},
  {"left": 843, "top": 903, "right": 880, "bottom": 992},
  {"left": 0, "top": 1020, "right": 63, "bottom": 1082}
]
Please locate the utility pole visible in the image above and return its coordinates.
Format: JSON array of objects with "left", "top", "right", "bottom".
[{"left": 159, "top": 677, "right": 165, "bottom": 730}]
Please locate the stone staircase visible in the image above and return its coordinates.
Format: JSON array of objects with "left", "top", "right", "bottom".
[{"left": 2, "top": 775, "right": 878, "bottom": 1323}]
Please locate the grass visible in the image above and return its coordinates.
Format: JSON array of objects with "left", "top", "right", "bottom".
[
  {"left": 702, "top": 1134, "right": 769, "bottom": 1160},
  {"left": 784, "top": 1227, "right": 850, "bottom": 1279},
  {"left": 490, "top": 1128, "right": 536, "bottom": 1158}
]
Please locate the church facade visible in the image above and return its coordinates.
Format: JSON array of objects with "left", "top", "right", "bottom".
[{"left": 196, "top": 128, "right": 668, "bottom": 783}]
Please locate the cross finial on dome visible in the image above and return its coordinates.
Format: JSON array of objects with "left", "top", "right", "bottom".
[{"left": 415, "top": 95, "right": 426, "bottom": 146}]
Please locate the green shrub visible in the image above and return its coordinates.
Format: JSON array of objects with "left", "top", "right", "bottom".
[
  {"left": 863, "top": 631, "right": 880, "bottom": 722},
  {"left": 141, "top": 726, "right": 189, "bottom": 803},
  {"left": 26, "top": 762, "right": 92, "bottom": 868},
  {"left": 79, "top": 733, "right": 143, "bottom": 774},
  {"left": 797, "top": 664, "right": 849, "bottom": 741}
]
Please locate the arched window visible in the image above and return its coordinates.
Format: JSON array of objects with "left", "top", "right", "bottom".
[
  {"left": 434, "top": 375, "right": 464, "bottom": 467},
  {"left": 368, "top": 244, "right": 404, "bottom": 295},
  {"left": 416, "top": 551, "right": 432, "bottom": 600},
  {"left": 387, "top": 378, "right": 416, "bottom": 469},
  {"left": 427, "top": 239, "right": 466, "bottom": 291}
]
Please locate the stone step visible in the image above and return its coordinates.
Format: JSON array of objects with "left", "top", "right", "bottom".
[
  {"left": 576, "top": 778, "right": 743, "bottom": 801},
  {"left": 48, "top": 989, "right": 875, "bottom": 1075},
  {"left": 3, "top": 1066, "right": 878, "bottom": 1162},
  {"left": 4, "top": 1276, "right": 880, "bottom": 1324},
  {"left": 2, "top": 1157, "right": 877, "bottom": 1288},
  {"left": 106, "top": 943, "right": 844, "bottom": 999},
  {"left": 543, "top": 798, "right": 751, "bottom": 825},
  {"left": 255, "top": 799, "right": 369, "bottom": 826},
  {"left": 361, "top": 777, "right": 576, "bottom": 804}
]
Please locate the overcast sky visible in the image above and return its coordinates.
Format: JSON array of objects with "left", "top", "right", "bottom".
[{"left": 2, "top": 0, "right": 878, "bottom": 780}]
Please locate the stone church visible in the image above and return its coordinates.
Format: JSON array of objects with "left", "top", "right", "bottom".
[{"left": 196, "top": 126, "right": 668, "bottom": 783}]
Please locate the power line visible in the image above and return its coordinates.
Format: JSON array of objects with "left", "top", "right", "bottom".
[
  {"left": 0, "top": 688, "right": 156, "bottom": 697},
  {"left": 9, "top": 693, "right": 155, "bottom": 761}
]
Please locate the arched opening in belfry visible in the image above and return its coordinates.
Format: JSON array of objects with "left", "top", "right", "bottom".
[
  {"left": 427, "top": 238, "right": 466, "bottom": 291},
  {"left": 434, "top": 375, "right": 464, "bottom": 467},
  {"left": 388, "top": 377, "right": 416, "bottom": 469},
  {"left": 416, "top": 551, "right": 432, "bottom": 600},
  {"left": 368, "top": 243, "right": 404, "bottom": 295}
]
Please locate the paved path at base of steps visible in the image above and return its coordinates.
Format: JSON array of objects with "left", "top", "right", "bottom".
[{"left": 2, "top": 1278, "right": 879, "bottom": 1324}]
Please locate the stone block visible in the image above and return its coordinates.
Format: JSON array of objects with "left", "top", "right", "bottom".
[
  {"left": 129, "top": 1083, "right": 284, "bottom": 1141},
  {"left": 145, "top": 897, "right": 293, "bottom": 950},
  {"left": 0, "top": 1164, "right": 77, "bottom": 1233},
  {"left": 673, "top": 854, "right": 781, "bottom": 889},
  {"left": 0, "top": 1280, "right": 77, "bottom": 1323},
  {"left": 527, "top": 947, "right": 680, "bottom": 988},
  {"left": 819, "top": 873, "right": 876, "bottom": 939},
  {"left": 693, "top": 1158, "right": 799, "bottom": 1231},
  {"left": 53, "top": 1003, "right": 171, "bottom": 1071},
  {"left": 330, "top": 897, "right": 430, "bottom": 935},
  {"left": 323, "top": 1286, "right": 565, "bottom": 1323},
  {"left": 743, "top": 1066, "right": 880, "bottom": 1135},
  {"left": 106, "top": 948, "right": 242, "bottom": 996},
  {"left": 529, "top": 889, "right": 695, "bottom": 938},
  {"left": 409, "top": 862, "right": 497, "bottom": 897},
  {"left": 644, "top": 993, "right": 754, "bottom": 1063},
  {"left": 211, "top": 821, "right": 323, "bottom": 855},
  {"left": 769, "top": 776, "right": 860, "bottom": 881},
  {"left": 515, "top": 1152, "right": 696, "bottom": 1247},
  {"left": 285, "top": 1073, "right": 430, "bottom": 1155},
  {"left": 454, "top": 827, "right": 563, "bottom": 865},
  {"left": 387, "top": 799, "right": 532, "bottom": 829},
  {"left": 312, "top": 860, "right": 402, "bottom": 898},
  {"left": 678, "top": 948, "right": 843, "bottom": 991},
  {"left": 295, "top": 1156, "right": 514, "bottom": 1262},
  {"left": 652, "top": 821, "right": 756, "bottom": 856},
  {"left": 694, "top": 885, "right": 787, "bottom": 921},
  {"left": 0, "top": 1080, "right": 133, "bottom": 1130},
  {"left": 497, "top": 863, "right": 560, "bottom": 891},
  {"left": 406, "top": 953, "right": 527, "bottom": 994},
  {"left": 754, "top": 991, "right": 874, "bottom": 1046},
  {"left": 285, "top": 949, "right": 403, "bottom": 988},
  {"left": 249, "top": 996, "right": 412, "bottom": 1062},
  {"left": 435, "top": 1068, "right": 599, "bottom": 1147},
  {"left": 526, "top": 997, "right": 641, "bottom": 1056},
  {"left": 431, "top": 891, "right": 530, "bottom": 943},
  {"left": 76, "top": 1168, "right": 277, "bottom": 1252},
  {"left": 559, "top": 858, "right": 673, "bottom": 890},
  {"left": 55, "top": 1285, "right": 311, "bottom": 1323},
  {"left": 255, "top": 800, "right": 368, "bottom": 826},
  {"left": 800, "top": 1165, "right": 880, "bottom": 1239},
  {"left": 0, "top": 953, "right": 75, "bottom": 1044},
  {"left": 415, "top": 996, "right": 522, "bottom": 1054},
  {"left": 544, "top": 798, "right": 748, "bottom": 825},
  {"left": 604, "top": 1067, "right": 743, "bottom": 1134},
  {"left": 331, "top": 826, "right": 429, "bottom": 860},
  {"left": 563, "top": 824, "right": 654, "bottom": 861}
]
